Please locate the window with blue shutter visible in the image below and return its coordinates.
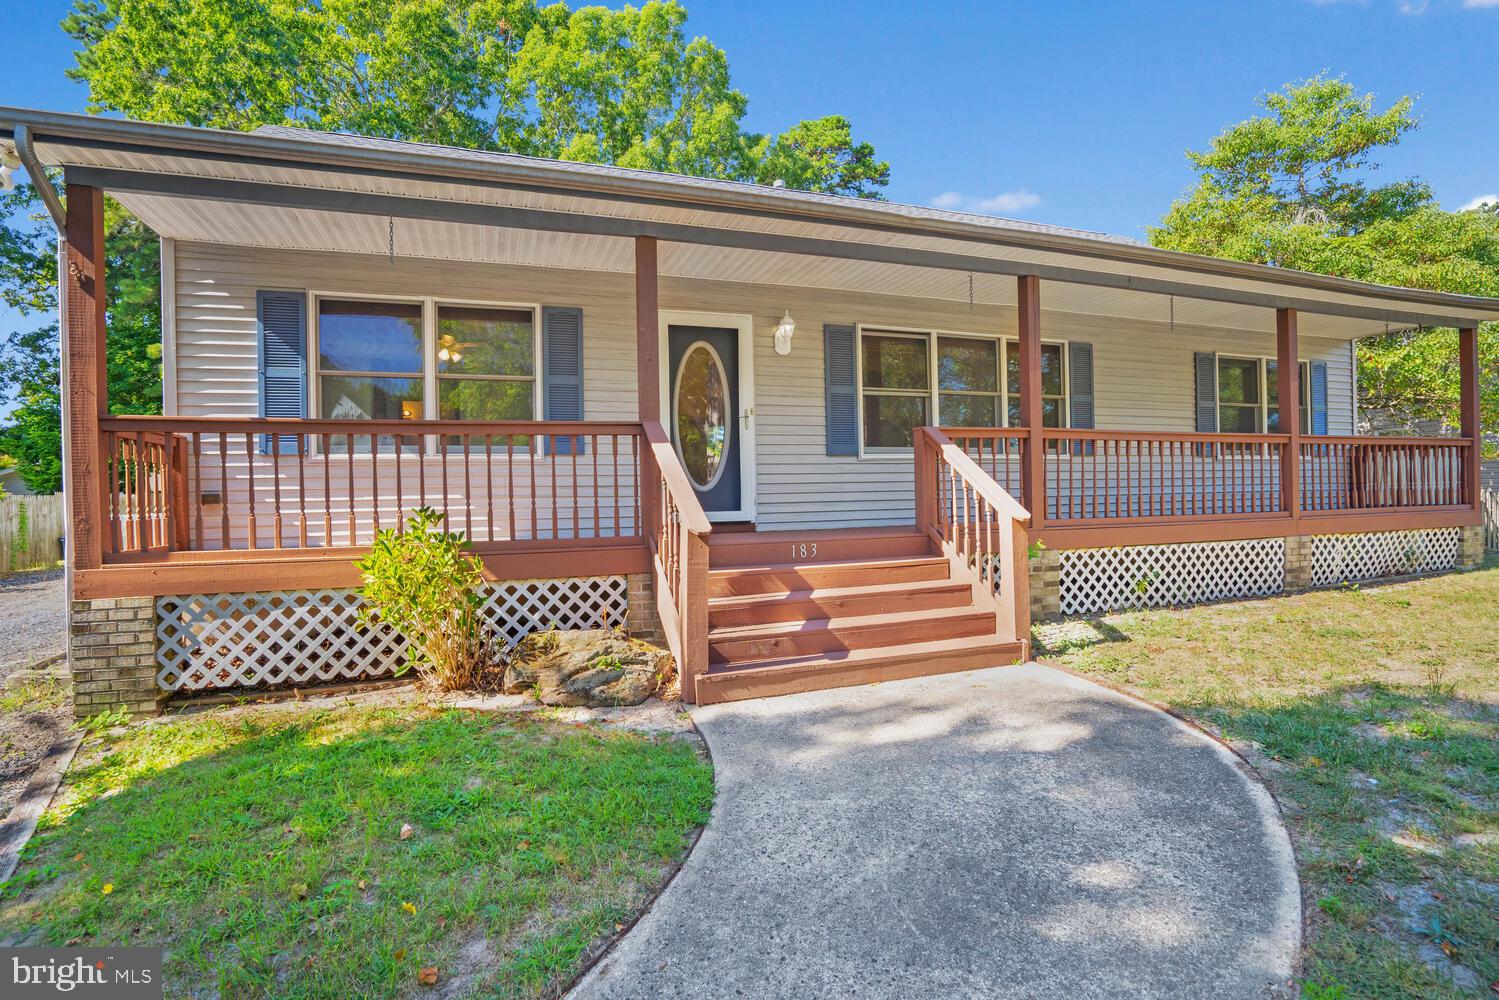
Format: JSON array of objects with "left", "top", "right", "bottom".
[
  {"left": 1193, "top": 351, "right": 1218, "bottom": 432},
  {"left": 1310, "top": 361, "right": 1329, "bottom": 435},
  {"left": 257, "top": 290, "right": 307, "bottom": 454},
  {"left": 543, "top": 306, "right": 584, "bottom": 455},
  {"left": 1067, "top": 341, "right": 1095, "bottom": 454},
  {"left": 824, "top": 324, "right": 857, "bottom": 456}
]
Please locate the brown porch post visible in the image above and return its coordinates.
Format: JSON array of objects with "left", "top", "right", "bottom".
[
  {"left": 636, "top": 236, "right": 660, "bottom": 422},
  {"left": 64, "top": 183, "right": 107, "bottom": 570},
  {"left": 1458, "top": 326, "right": 1481, "bottom": 506},
  {"left": 1276, "top": 307, "right": 1302, "bottom": 520},
  {"left": 1016, "top": 275, "right": 1045, "bottom": 528},
  {"left": 635, "top": 236, "right": 661, "bottom": 539}
]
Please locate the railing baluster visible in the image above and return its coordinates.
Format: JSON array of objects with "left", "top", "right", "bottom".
[
  {"left": 244, "top": 432, "right": 257, "bottom": 549},
  {"left": 270, "top": 429, "right": 283, "bottom": 548},
  {"left": 463, "top": 432, "right": 473, "bottom": 540},
  {"left": 322, "top": 433, "right": 333, "bottom": 545}
]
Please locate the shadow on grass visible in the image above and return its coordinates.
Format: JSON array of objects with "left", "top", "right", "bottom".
[{"left": 0, "top": 707, "right": 712, "bottom": 1000}]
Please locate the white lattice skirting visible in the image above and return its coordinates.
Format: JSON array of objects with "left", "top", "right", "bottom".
[
  {"left": 1309, "top": 528, "right": 1460, "bottom": 587},
  {"left": 155, "top": 576, "right": 628, "bottom": 692},
  {"left": 1059, "top": 538, "right": 1286, "bottom": 616}
]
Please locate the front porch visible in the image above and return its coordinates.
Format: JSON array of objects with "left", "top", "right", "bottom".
[{"left": 12, "top": 108, "right": 1490, "bottom": 714}]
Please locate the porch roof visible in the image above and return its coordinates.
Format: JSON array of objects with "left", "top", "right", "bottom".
[{"left": 6, "top": 106, "right": 1499, "bottom": 341}]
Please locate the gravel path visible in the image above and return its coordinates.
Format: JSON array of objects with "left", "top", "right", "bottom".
[
  {"left": 0, "top": 569, "right": 71, "bottom": 823},
  {"left": 0, "top": 569, "right": 66, "bottom": 681}
]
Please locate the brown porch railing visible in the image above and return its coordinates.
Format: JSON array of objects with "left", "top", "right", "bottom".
[
  {"left": 100, "top": 416, "right": 645, "bottom": 559},
  {"left": 1300, "top": 436, "right": 1473, "bottom": 513},
  {"left": 641, "top": 421, "right": 712, "bottom": 701},
  {"left": 940, "top": 426, "right": 1476, "bottom": 527},
  {"left": 915, "top": 427, "right": 1031, "bottom": 644},
  {"left": 1042, "top": 430, "right": 1290, "bottom": 522}
]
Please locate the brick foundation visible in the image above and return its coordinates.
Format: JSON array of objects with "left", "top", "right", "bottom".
[
  {"left": 625, "top": 571, "right": 664, "bottom": 643},
  {"left": 70, "top": 597, "right": 163, "bottom": 720},
  {"left": 1028, "top": 546, "right": 1061, "bottom": 621},
  {"left": 1457, "top": 523, "right": 1485, "bottom": 570},
  {"left": 1283, "top": 534, "right": 1314, "bottom": 591}
]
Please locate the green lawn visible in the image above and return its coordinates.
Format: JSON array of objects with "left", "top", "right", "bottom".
[
  {"left": 0, "top": 705, "right": 713, "bottom": 999},
  {"left": 1039, "top": 556, "right": 1499, "bottom": 1000}
]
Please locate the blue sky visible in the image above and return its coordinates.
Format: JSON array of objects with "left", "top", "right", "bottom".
[{"left": 3, "top": 0, "right": 1496, "bottom": 236}]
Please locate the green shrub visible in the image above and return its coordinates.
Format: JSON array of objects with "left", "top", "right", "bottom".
[{"left": 354, "top": 506, "right": 497, "bottom": 690}]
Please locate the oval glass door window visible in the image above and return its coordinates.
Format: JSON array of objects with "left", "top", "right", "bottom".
[{"left": 674, "top": 341, "right": 731, "bottom": 491}]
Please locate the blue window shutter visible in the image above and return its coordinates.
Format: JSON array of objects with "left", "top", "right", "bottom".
[
  {"left": 543, "top": 306, "right": 584, "bottom": 455},
  {"left": 1193, "top": 351, "right": 1218, "bottom": 432},
  {"left": 824, "top": 324, "right": 858, "bottom": 456},
  {"left": 1068, "top": 342, "right": 1094, "bottom": 429},
  {"left": 257, "top": 290, "right": 306, "bottom": 454},
  {"left": 1310, "top": 361, "right": 1329, "bottom": 435}
]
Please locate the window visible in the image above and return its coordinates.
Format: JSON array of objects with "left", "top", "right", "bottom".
[
  {"left": 1216, "top": 355, "right": 1309, "bottom": 433},
  {"left": 1266, "top": 360, "right": 1310, "bottom": 434},
  {"left": 436, "top": 305, "right": 536, "bottom": 421},
  {"left": 1217, "top": 356, "right": 1261, "bottom": 433},
  {"left": 1005, "top": 342, "right": 1066, "bottom": 428},
  {"left": 317, "top": 299, "right": 425, "bottom": 423},
  {"left": 858, "top": 328, "right": 1068, "bottom": 453},
  {"left": 861, "top": 332, "right": 930, "bottom": 450},
  {"left": 937, "top": 336, "right": 1001, "bottom": 427}
]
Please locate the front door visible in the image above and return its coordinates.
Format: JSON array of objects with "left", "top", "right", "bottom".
[{"left": 668, "top": 325, "right": 743, "bottom": 518}]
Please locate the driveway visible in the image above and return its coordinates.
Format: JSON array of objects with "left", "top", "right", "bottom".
[{"left": 571, "top": 664, "right": 1300, "bottom": 1000}]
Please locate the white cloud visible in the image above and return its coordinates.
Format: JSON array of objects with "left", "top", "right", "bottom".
[
  {"left": 1399, "top": 0, "right": 1429, "bottom": 13},
  {"left": 930, "top": 189, "right": 1043, "bottom": 217},
  {"left": 1458, "top": 193, "right": 1498, "bottom": 211}
]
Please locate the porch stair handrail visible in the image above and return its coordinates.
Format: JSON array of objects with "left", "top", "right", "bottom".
[
  {"left": 640, "top": 420, "right": 712, "bottom": 701},
  {"left": 914, "top": 426, "right": 1032, "bottom": 650}
]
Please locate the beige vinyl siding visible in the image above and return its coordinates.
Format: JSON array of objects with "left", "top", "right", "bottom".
[{"left": 172, "top": 242, "right": 1358, "bottom": 532}]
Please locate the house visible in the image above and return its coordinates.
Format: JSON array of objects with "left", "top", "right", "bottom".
[{"left": 3, "top": 108, "right": 1493, "bottom": 717}]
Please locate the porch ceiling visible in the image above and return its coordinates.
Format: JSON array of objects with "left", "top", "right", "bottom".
[
  {"left": 9, "top": 107, "right": 1499, "bottom": 341},
  {"left": 114, "top": 191, "right": 1304, "bottom": 338}
]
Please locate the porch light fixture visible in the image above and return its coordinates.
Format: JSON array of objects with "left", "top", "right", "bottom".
[{"left": 773, "top": 310, "right": 796, "bottom": 356}]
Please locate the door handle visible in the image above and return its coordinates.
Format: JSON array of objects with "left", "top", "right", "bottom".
[{"left": 742, "top": 407, "right": 755, "bottom": 429}]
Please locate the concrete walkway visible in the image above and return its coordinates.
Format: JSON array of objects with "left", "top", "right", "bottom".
[{"left": 571, "top": 664, "right": 1300, "bottom": 1000}]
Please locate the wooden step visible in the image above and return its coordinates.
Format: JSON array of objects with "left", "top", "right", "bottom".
[
  {"left": 708, "top": 555, "right": 951, "bottom": 599},
  {"left": 694, "top": 635, "right": 1028, "bottom": 705},
  {"left": 708, "top": 606, "right": 996, "bottom": 665},
  {"left": 708, "top": 526, "right": 931, "bottom": 568},
  {"left": 708, "top": 579, "right": 972, "bottom": 629}
]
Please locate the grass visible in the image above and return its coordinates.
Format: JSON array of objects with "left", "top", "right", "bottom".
[
  {"left": 0, "top": 704, "right": 714, "bottom": 999},
  {"left": 0, "top": 675, "right": 68, "bottom": 713},
  {"left": 1038, "top": 555, "right": 1499, "bottom": 1000}
]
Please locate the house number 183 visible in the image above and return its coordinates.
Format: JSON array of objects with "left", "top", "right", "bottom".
[{"left": 792, "top": 543, "right": 818, "bottom": 559}]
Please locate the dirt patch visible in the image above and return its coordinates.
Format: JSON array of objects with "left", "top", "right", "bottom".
[{"left": 0, "top": 678, "right": 72, "bottom": 821}]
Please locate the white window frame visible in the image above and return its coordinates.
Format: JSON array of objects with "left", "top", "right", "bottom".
[
  {"left": 854, "top": 325, "right": 1069, "bottom": 458},
  {"left": 308, "top": 291, "right": 543, "bottom": 450},
  {"left": 1214, "top": 354, "right": 1308, "bottom": 434}
]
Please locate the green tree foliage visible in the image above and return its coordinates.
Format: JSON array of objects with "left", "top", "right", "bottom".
[
  {"left": 0, "top": 0, "right": 890, "bottom": 491},
  {"left": 0, "top": 179, "right": 161, "bottom": 493},
  {"left": 61, "top": 0, "right": 888, "bottom": 193},
  {"left": 1151, "top": 77, "right": 1499, "bottom": 451}
]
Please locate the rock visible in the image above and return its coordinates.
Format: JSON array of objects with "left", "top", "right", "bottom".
[{"left": 503, "top": 629, "right": 672, "bottom": 707}]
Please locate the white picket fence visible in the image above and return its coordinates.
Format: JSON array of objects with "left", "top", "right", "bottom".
[{"left": 0, "top": 493, "right": 65, "bottom": 575}]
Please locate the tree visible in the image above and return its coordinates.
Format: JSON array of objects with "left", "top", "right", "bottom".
[
  {"left": 1151, "top": 77, "right": 1498, "bottom": 452},
  {"left": 0, "top": 179, "right": 161, "bottom": 493},
  {"left": 61, "top": 0, "right": 889, "bottom": 195},
  {"left": 0, "top": 0, "right": 891, "bottom": 492}
]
